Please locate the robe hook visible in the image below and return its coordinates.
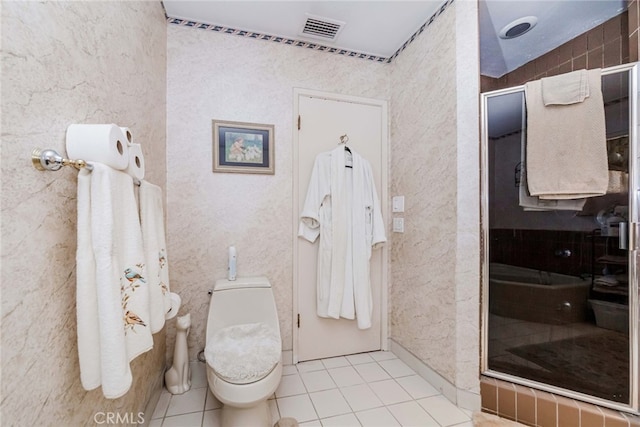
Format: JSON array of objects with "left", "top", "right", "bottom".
[{"left": 339, "top": 134, "right": 349, "bottom": 145}]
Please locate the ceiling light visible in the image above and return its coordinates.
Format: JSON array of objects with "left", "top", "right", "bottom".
[{"left": 499, "top": 16, "right": 538, "bottom": 39}]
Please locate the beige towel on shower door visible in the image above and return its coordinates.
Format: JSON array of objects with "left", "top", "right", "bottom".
[{"left": 524, "top": 68, "right": 608, "bottom": 200}]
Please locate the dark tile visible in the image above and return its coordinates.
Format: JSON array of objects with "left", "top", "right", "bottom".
[
  {"left": 557, "top": 396, "right": 580, "bottom": 427},
  {"left": 481, "top": 378, "right": 498, "bottom": 414},
  {"left": 515, "top": 386, "right": 536, "bottom": 426},
  {"left": 573, "top": 54, "right": 587, "bottom": 70},
  {"left": 629, "top": 1, "right": 639, "bottom": 35},
  {"left": 604, "top": 39, "right": 623, "bottom": 67},
  {"left": 577, "top": 400, "right": 604, "bottom": 427},
  {"left": 535, "top": 390, "right": 557, "bottom": 427},
  {"left": 588, "top": 26, "right": 605, "bottom": 50},
  {"left": 559, "top": 60, "right": 573, "bottom": 75},
  {"left": 588, "top": 46, "right": 604, "bottom": 69},
  {"left": 573, "top": 33, "right": 588, "bottom": 55},
  {"left": 630, "top": 32, "right": 639, "bottom": 62},
  {"left": 557, "top": 42, "right": 572, "bottom": 65},
  {"left": 604, "top": 15, "right": 623, "bottom": 40},
  {"left": 497, "top": 382, "right": 516, "bottom": 421},
  {"left": 601, "top": 406, "right": 630, "bottom": 427}
]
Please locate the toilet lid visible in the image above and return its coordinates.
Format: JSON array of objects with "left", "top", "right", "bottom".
[{"left": 205, "top": 322, "right": 281, "bottom": 385}]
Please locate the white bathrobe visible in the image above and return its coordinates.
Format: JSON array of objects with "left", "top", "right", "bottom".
[{"left": 299, "top": 145, "right": 386, "bottom": 329}]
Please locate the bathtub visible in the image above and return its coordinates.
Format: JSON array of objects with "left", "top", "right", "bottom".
[{"left": 489, "top": 263, "right": 591, "bottom": 324}]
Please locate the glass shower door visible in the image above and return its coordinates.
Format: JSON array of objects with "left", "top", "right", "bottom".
[{"left": 480, "top": 63, "right": 639, "bottom": 411}]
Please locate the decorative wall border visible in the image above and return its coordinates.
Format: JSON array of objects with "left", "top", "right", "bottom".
[{"left": 166, "top": 0, "right": 455, "bottom": 64}]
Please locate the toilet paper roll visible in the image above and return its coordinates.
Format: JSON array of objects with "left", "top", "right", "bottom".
[
  {"left": 125, "top": 143, "right": 145, "bottom": 181},
  {"left": 66, "top": 124, "right": 130, "bottom": 170},
  {"left": 119, "top": 127, "right": 134, "bottom": 146}
]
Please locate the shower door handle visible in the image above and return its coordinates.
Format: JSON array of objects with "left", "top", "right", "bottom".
[{"left": 620, "top": 222, "right": 628, "bottom": 250}]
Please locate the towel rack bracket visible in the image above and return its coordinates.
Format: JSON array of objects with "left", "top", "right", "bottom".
[{"left": 32, "top": 148, "right": 92, "bottom": 172}]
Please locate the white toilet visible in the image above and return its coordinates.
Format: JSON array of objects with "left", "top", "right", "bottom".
[{"left": 204, "top": 276, "right": 282, "bottom": 427}]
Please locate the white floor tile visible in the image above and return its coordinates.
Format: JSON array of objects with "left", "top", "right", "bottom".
[
  {"left": 321, "top": 356, "right": 351, "bottom": 369},
  {"left": 387, "top": 401, "right": 439, "bottom": 427},
  {"left": 151, "top": 391, "right": 171, "bottom": 419},
  {"left": 297, "top": 360, "right": 325, "bottom": 372},
  {"left": 309, "top": 389, "right": 352, "bottom": 419},
  {"left": 162, "top": 411, "right": 204, "bottom": 427},
  {"left": 378, "top": 358, "right": 415, "bottom": 378},
  {"left": 268, "top": 399, "right": 280, "bottom": 425},
  {"left": 353, "top": 362, "right": 391, "bottom": 383},
  {"left": 417, "top": 395, "right": 470, "bottom": 426},
  {"left": 298, "top": 420, "right": 322, "bottom": 427},
  {"left": 205, "top": 388, "right": 223, "bottom": 410},
  {"left": 396, "top": 375, "right": 440, "bottom": 399},
  {"left": 190, "top": 361, "right": 209, "bottom": 388},
  {"left": 165, "top": 386, "right": 207, "bottom": 417},
  {"left": 157, "top": 350, "right": 474, "bottom": 427},
  {"left": 282, "top": 365, "right": 298, "bottom": 376},
  {"left": 300, "top": 369, "right": 337, "bottom": 392},
  {"left": 328, "top": 366, "right": 365, "bottom": 387},
  {"left": 320, "top": 412, "right": 362, "bottom": 426},
  {"left": 368, "top": 379, "right": 413, "bottom": 405},
  {"left": 346, "top": 353, "right": 375, "bottom": 365},
  {"left": 369, "top": 351, "right": 397, "bottom": 362},
  {"left": 451, "top": 421, "right": 474, "bottom": 427},
  {"left": 355, "top": 407, "right": 401, "bottom": 427},
  {"left": 202, "top": 409, "right": 222, "bottom": 427},
  {"left": 340, "top": 384, "right": 383, "bottom": 412},
  {"left": 275, "top": 373, "right": 307, "bottom": 397},
  {"left": 277, "top": 394, "right": 318, "bottom": 422}
]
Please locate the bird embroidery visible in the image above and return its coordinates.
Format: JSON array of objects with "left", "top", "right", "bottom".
[
  {"left": 124, "top": 267, "right": 146, "bottom": 283},
  {"left": 124, "top": 310, "right": 147, "bottom": 328}
]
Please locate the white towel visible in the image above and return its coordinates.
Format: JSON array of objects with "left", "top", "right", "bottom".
[
  {"left": 518, "top": 129, "right": 586, "bottom": 211},
  {"left": 542, "top": 69, "right": 589, "bottom": 105},
  {"left": 76, "top": 163, "right": 153, "bottom": 399},
  {"left": 139, "top": 180, "right": 172, "bottom": 333},
  {"left": 525, "top": 69, "right": 608, "bottom": 200}
]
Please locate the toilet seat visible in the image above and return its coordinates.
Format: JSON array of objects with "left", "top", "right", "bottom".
[{"left": 205, "top": 322, "right": 281, "bottom": 385}]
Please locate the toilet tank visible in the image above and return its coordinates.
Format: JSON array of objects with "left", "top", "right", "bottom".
[{"left": 206, "top": 276, "right": 281, "bottom": 341}]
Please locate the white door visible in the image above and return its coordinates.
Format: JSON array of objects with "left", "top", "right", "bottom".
[{"left": 293, "top": 89, "right": 388, "bottom": 362}]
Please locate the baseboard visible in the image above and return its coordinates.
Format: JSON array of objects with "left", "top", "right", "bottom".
[
  {"left": 142, "top": 370, "right": 166, "bottom": 426},
  {"left": 388, "top": 339, "right": 480, "bottom": 411}
]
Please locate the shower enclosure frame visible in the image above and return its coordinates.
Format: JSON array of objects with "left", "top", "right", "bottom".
[{"left": 480, "top": 62, "right": 640, "bottom": 413}]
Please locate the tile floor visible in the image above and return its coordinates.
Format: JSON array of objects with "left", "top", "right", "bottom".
[{"left": 150, "top": 351, "right": 475, "bottom": 427}]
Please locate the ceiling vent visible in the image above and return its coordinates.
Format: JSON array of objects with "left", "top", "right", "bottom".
[{"left": 300, "top": 14, "right": 345, "bottom": 41}]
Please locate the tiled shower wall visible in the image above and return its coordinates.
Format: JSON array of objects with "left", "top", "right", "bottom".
[{"left": 489, "top": 229, "right": 622, "bottom": 278}]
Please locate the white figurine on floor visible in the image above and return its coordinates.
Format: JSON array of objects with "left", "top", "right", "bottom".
[{"left": 165, "top": 313, "right": 191, "bottom": 394}]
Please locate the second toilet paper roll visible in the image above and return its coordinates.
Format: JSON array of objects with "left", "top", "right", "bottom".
[
  {"left": 66, "top": 124, "right": 130, "bottom": 170},
  {"left": 125, "top": 143, "right": 145, "bottom": 181},
  {"left": 120, "top": 127, "right": 133, "bottom": 146}
]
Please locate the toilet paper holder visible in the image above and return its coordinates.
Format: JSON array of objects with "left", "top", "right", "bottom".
[{"left": 32, "top": 148, "right": 93, "bottom": 172}]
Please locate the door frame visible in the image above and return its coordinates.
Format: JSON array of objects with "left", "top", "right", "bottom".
[{"left": 292, "top": 87, "right": 389, "bottom": 364}]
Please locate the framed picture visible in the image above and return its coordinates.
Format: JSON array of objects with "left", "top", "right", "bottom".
[{"left": 212, "top": 120, "right": 275, "bottom": 174}]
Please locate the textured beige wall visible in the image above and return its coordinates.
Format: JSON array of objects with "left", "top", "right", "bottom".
[
  {"left": 1, "top": 1, "right": 167, "bottom": 424},
  {"left": 389, "top": 1, "right": 480, "bottom": 394},
  {"left": 166, "top": 25, "right": 391, "bottom": 360}
]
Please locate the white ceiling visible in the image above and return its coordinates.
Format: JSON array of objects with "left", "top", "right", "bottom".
[{"left": 163, "top": 1, "right": 627, "bottom": 76}]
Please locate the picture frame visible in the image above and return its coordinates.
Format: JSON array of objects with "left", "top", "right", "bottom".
[{"left": 212, "top": 120, "right": 275, "bottom": 174}]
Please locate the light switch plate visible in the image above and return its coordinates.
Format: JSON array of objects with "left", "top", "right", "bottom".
[
  {"left": 392, "top": 217, "right": 404, "bottom": 233},
  {"left": 392, "top": 196, "right": 405, "bottom": 213}
]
